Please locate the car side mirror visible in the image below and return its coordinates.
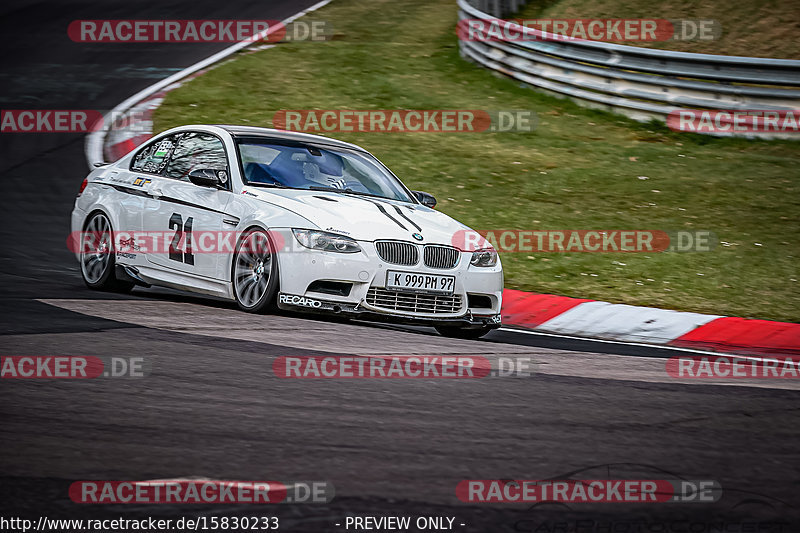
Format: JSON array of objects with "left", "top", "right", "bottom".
[
  {"left": 412, "top": 190, "right": 437, "bottom": 208},
  {"left": 188, "top": 168, "right": 225, "bottom": 188}
]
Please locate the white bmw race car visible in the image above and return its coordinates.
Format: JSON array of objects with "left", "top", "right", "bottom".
[{"left": 72, "top": 125, "right": 503, "bottom": 338}]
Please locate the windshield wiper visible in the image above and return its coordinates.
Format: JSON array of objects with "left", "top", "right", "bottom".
[
  {"left": 246, "top": 181, "right": 291, "bottom": 189},
  {"left": 307, "top": 185, "right": 391, "bottom": 200}
]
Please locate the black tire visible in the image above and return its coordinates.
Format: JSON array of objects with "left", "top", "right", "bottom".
[
  {"left": 231, "top": 228, "right": 279, "bottom": 313},
  {"left": 435, "top": 325, "right": 494, "bottom": 340},
  {"left": 79, "top": 211, "right": 134, "bottom": 293}
]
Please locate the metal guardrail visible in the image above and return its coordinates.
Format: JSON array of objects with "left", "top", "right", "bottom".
[
  {"left": 472, "top": 0, "right": 526, "bottom": 18},
  {"left": 458, "top": 0, "right": 800, "bottom": 137}
]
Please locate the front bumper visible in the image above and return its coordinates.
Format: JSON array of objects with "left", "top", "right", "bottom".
[
  {"left": 277, "top": 292, "right": 502, "bottom": 328},
  {"left": 272, "top": 228, "right": 504, "bottom": 327}
]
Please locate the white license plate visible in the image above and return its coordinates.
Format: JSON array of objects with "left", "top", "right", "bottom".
[{"left": 385, "top": 270, "right": 455, "bottom": 295}]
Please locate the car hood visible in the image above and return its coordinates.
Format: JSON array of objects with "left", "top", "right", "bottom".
[{"left": 241, "top": 187, "right": 470, "bottom": 245}]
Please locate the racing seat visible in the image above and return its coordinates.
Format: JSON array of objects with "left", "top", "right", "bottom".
[{"left": 243, "top": 162, "right": 280, "bottom": 184}]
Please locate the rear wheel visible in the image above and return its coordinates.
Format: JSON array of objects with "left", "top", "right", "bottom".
[
  {"left": 232, "top": 228, "right": 279, "bottom": 313},
  {"left": 435, "top": 325, "right": 494, "bottom": 340},
  {"left": 79, "top": 211, "right": 134, "bottom": 293}
]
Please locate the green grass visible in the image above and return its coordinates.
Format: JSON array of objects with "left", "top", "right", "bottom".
[
  {"left": 516, "top": 0, "right": 800, "bottom": 59},
  {"left": 153, "top": 0, "right": 800, "bottom": 322}
]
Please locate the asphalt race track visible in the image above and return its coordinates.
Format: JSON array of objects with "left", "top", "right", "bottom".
[{"left": 1, "top": 1, "right": 799, "bottom": 531}]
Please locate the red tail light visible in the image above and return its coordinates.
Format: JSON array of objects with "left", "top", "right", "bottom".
[{"left": 77, "top": 178, "right": 88, "bottom": 197}]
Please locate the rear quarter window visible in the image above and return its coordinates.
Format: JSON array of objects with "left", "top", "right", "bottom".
[{"left": 130, "top": 136, "right": 176, "bottom": 174}]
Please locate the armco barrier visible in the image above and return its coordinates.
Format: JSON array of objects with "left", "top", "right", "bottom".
[{"left": 458, "top": 0, "right": 800, "bottom": 138}]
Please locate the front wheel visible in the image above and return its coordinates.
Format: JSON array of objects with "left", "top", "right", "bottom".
[
  {"left": 435, "top": 325, "right": 494, "bottom": 340},
  {"left": 232, "top": 228, "right": 279, "bottom": 313},
  {"left": 79, "top": 211, "right": 134, "bottom": 293}
]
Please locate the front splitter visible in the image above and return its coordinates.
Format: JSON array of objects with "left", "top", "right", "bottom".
[{"left": 277, "top": 293, "right": 501, "bottom": 329}]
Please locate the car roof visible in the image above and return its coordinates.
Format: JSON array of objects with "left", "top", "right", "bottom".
[{"left": 214, "top": 125, "right": 366, "bottom": 152}]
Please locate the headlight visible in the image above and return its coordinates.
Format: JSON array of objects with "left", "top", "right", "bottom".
[
  {"left": 470, "top": 247, "right": 498, "bottom": 267},
  {"left": 292, "top": 229, "right": 361, "bottom": 253}
]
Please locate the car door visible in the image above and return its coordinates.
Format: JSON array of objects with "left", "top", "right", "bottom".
[{"left": 142, "top": 131, "right": 232, "bottom": 280}]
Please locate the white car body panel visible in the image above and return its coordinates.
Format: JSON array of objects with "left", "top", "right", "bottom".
[{"left": 72, "top": 125, "right": 503, "bottom": 328}]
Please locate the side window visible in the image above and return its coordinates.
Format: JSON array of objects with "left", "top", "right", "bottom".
[
  {"left": 130, "top": 135, "right": 177, "bottom": 174},
  {"left": 162, "top": 132, "right": 229, "bottom": 187}
]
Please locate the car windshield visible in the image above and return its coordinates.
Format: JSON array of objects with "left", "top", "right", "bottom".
[{"left": 236, "top": 139, "right": 414, "bottom": 202}]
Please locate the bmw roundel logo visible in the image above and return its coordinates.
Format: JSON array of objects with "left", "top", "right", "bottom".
[{"left": 412, "top": 233, "right": 423, "bottom": 241}]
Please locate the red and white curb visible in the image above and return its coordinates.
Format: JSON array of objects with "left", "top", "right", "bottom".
[
  {"left": 101, "top": 93, "right": 161, "bottom": 162},
  {"left": 501, "top": 289, "right": 800, "bottom": 356}
]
